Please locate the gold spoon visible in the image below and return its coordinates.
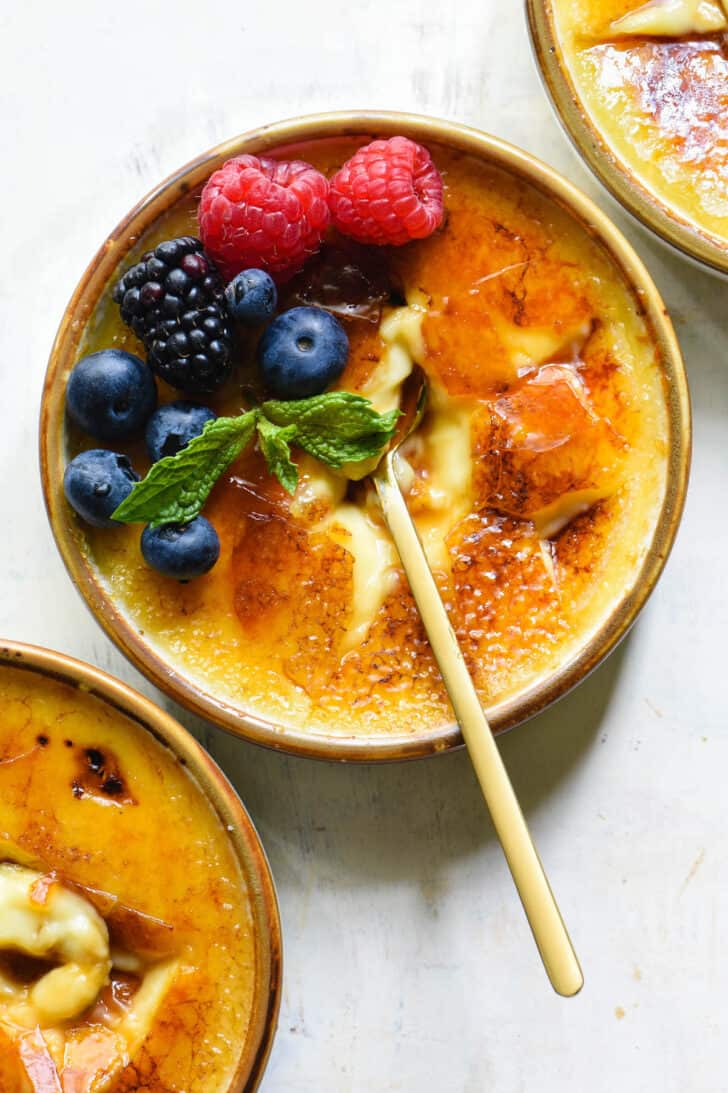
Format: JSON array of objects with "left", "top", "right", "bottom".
[{"left": 371, "top": 368, "right": 583, "bottom": 997}]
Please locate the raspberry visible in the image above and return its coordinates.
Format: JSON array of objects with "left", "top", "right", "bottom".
[
  {"left": 328, "top": 137, "right": 444, "bottom": 247},
  {"left": 198, "top": 156, "right": 330, "bottom": 283}
]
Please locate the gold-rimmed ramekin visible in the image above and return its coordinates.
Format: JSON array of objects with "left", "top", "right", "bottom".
[
  {"left": 0, "top": 639, "right": 281, "bottom": 1092},
  {"left": 526, "top": 0, "right": 728, "bottom": 277},
  {"left": 40, "top": 110, "right": 691, "bottom": 763}
]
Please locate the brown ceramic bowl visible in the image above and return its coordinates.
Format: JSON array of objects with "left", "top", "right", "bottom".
[
  {"left": 40, "top": 111, "right": 691, "bottom": 762},
  {"left": 0, "top": 639, "right": 281, "bottom": 1091},
  {"left": 526, "top": 0, "right": 728, "bottom": 277}
]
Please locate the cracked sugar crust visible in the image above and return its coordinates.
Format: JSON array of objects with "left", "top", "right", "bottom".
[
  {"left": 0, "top": 668, "right": 256, "bottom": 1091},
  {"left": 557, "top": 0, "right": 728, "bottom": 242},
  {"left": 79, "top": 138, "right": 669, "bottom": 738}
]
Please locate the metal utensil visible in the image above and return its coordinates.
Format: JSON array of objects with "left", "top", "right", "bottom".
[{"left": 371, "top": 367, "right": 583, "bottom": 997}]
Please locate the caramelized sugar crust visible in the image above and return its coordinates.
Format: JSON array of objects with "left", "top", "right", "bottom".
[
  {"left": 79, "top": 140, "right": 668, "bottom": 739},
  {"left": 555, "top": 0, "right": 728, "bottom": 243},
  {"left": 229, "top": 458, "right": 356, "bottom": 693},
  {"left": 0, "top": 667, "right": 255, "bottom": 1091}
]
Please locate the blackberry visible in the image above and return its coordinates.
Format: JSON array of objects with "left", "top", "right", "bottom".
[{"left": 113, "top": 236, "right": 233, "bottom": 395}]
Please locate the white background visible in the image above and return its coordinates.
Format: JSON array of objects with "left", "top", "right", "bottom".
[{"left": 2, "top": 2, "right": 727, "bottom": 1090}]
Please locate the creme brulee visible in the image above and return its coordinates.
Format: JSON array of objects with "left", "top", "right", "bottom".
[
  {"left": 551, "top": 0, "right": 728, "bottom": 250},
  {"left": 70, "top": 138, "right": 669, "bottom": 740},
  {"left": 0, "top": 664, "right": 256, "bottom": 1092}
]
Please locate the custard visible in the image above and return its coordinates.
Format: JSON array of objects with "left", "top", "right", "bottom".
[
  {"left": 0, "top": 663, "right": 257, "bottom": 1091},
  {"left": 552, "top": 0, "right": 728, "bottom": 249},
  {"left": 71, "top": 138, "right": 669, "bottom": 742}
]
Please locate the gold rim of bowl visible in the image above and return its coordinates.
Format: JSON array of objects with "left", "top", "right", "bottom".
[
  {"left": 525, "top": 0, "right": 728, "bottom": 277},
  {"left": 39, "top": 110, "right": 692, "bottom": 762},
  {"left": 0, "top": 639, "right": 282, "bottom": 1092}
]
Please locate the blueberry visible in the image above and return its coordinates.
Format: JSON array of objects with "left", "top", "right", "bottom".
[
  {"left": 66, "top": 349, "right": 157, "bottom": 441},
  {"left": 225, "top": 269, "right": 278, "bottom": 326},
  {"left": 145, "top": 401, "right": 217, "bottom": 462},
  {"left": 257, "top": 306, "right": 349, "bottom": 399},
  {"left": 63, "top": 450, "right": 140, "bottom": 527},
  {"left": 141, "top": 517, "right": 220, "bottom": 580}
]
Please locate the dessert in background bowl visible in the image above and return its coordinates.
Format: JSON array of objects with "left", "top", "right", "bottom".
[
  {"left": 527, "top": 0, "right": 728, "bottom": 275},
  {"left": 0, "top": 641, "right": 280, "bottom": 1092},
  {"left": 40, "top": 112, "right": 690, "bottom": 760}
]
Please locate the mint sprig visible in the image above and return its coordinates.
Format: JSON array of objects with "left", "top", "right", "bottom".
[{"left": 111, "top": 392, "right": 398, "bottom": 527}]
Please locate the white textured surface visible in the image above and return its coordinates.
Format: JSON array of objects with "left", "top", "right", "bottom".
[{"left": 1, "top": 3, "right": 727, "bottom": 1090}]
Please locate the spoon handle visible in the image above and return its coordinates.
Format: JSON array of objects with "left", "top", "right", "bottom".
[{"left": 374, "top": 455, "right": 583, "bottom": 998}]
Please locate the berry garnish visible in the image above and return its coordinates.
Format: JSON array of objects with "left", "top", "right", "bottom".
[
  {"left": 64, "top": 450, "right": 140, "bottom": 527},
  {"left": 113, "top": 237, "right": 233, "bottom": 396},
  {"left": 198, "top": 156, "right": 330, "bottom": 283},
  {"left": 225, "top": 268, "right": 278, "bottom": 325},
  {"left": 145, "top": 401, "right": 217, "bottom": 463},
  {"left": 66, "top": 350, "right": 157, "bottom": 441},
  {"left": 328, "top": 136, "right": 444, "bottom": 246},
  {"left": 141, "top": 517, "right": 220, "bottom": 580},
  {"left": 257, "top": 306, "right": 349, "bottom": 399}
]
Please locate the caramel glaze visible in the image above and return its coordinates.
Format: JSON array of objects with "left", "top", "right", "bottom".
[
  {"left": 79, "top": 140, "right": 668, "bottom": 738},
  {"left": 0, "top": 667, "right": 255, "bottom": 1092},
  {"left": 558, "top": 0, "right": 728, "bottom": 243},
  {"left": 589, "top": 37, "right": 728, "bottom": 176}
]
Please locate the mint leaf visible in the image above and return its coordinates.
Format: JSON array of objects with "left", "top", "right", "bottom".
[
  {"left": 262, "top": 392, "right": 399, "bottom": 469},
  {"left": 112, "top": 410, "right": 258, "bottom": 527},
  {"left": 256, "top": 417, "right": 299, "bottom": 496}
]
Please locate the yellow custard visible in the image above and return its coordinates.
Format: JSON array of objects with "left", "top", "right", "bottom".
[
  {"left": 0, "top": 665, "right": 256, "bottom": 1092},
  {"left": 72, "top": 139, "right": 669, "bottom": 742},
  {"left": 553, "top": 0, "right": 728, "bottom": 248}
]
